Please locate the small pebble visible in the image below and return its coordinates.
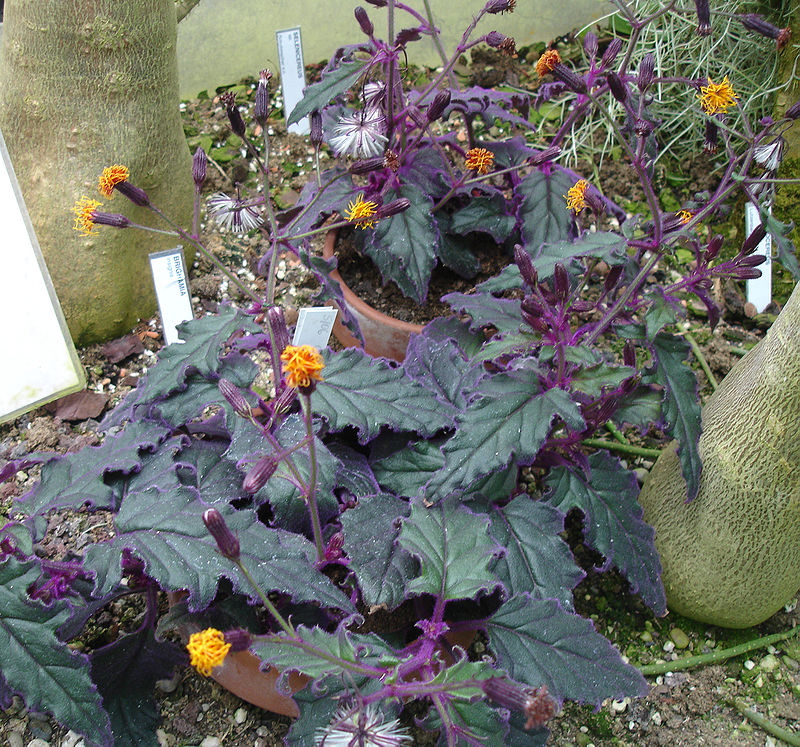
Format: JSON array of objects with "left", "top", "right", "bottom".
[
  {"left": 60, "top": 731, "right": 83, "bottom": 747},
  {"left": 234, "top": 707, "right": 247, "bottom": 724},
  {"left": 669, "top": 627, "right": 690, "bottom": 650},
  {"left": 662, "top": 640, "right": 675, "bottom": 653},
  {"left": 256, "top": 726, "right": 269, "bottom": 737},
  {"left": 611, "top": 698, "right": 628, "bottom": 713},
  {"left": 7, "top": 732, "right": 24, "bottom": 747},
  {"left": 782, "top": 655, "right": 799, "bottom": 670},
  {"left": 201, "top": 702, "right": 212, "bottom": 712},
  {"left": 759, "top": 654, "right": 779, "bottom": 672},
  {"left": 651, "top": 711, "right": 662, "bottom": 725},
  {"left": 27, "top": 739, "right": 50, "bottom": 747},
  {"left": 200, "top": 738, "right": 221, "bottom": 747},
  {"left": 744, "top": 659, "right": 756, "bottom": 670},
  {"left": 156, "top": 728, "right": 170, "bottom": 747},
  {"left": 155, "top": 671, "right": 181, "bottom": 693},
  {"left": 29, "top": 720, "right": 52, "bottom": 741}
]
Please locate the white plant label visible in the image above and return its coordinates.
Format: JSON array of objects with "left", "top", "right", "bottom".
[
  {"left": 744, "top": 202, "right": 772, "bottom": 314},
  {"left": 276, "top": 26, "right": 310, "bottom": 135},
  {"left": 149, "top": 247, "right": 194, "bottom": 346},
  {"left": 292, "top": 307, "right": 337, "bottom": 349},
  {"left": 0, "top": 129, "right": 85, "bottom": 423}
]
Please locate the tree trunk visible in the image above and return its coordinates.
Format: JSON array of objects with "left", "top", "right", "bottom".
[
  {"left": 0, "top": 0, "right": 193, "bottom": 344},
  {"left": 638, "top": 282, "right": 800, "bottom": 628}
]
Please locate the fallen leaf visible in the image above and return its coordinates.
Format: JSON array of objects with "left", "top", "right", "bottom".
[
  {"left": 46, "top": 390, "right": 109, "bottom": 421},
  {"left": 101, "top": 333, "right": 144, "bottom": 363}
]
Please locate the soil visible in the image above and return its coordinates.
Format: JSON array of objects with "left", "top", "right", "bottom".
[{"left": 2, "top": 47, "right": 800, "bottom": 747}]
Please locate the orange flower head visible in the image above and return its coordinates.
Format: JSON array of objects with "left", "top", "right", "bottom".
[
  {"left": 98, "top": 164, "right": 130, "bottom": 198},
  {"left": 698, "top": 76, "right": 738, "bottom": 115},
  {"left": 281, "top": 344, "right": 325, "bottom": 390},
  {"left": 344, "top": 193, "right": 378, "bottom": 230},
  {"left": 677, "top": 210, "right": 692, "bottom": 225},
  {"left": 535, "top": 49, "right": 561, "bottom": 78},
  {"left": 465, "top": 147, "right": 495, "bottom": 175},
  {"left": 71, "top": 196, "right": 102, "bottom": 236},
  {"left": 187, "top": 628, "right": 231, "bottom": 677},
  {"left": 564, "top": 179, "right": 589, "bottom": 214}
]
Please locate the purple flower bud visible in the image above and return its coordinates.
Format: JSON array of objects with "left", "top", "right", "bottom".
[
  {"left": 703, "top": 119, "right": 718, "bottom": 154},
  {"left": 349, "top": 157, "right": 386, "bottom": 175},
  {"left": 223, "top": 628, "right": 253, "bottom": 652},
  {"left": 218, "top": 378, "right": 251, "bottom": 417},
  {"left": 376, "top": 198, "right": 411, "bottom": 219},
  {"left": 220, "top": 91, "right": 246, "bottom": 138},
  {"left": 203, "top": 508, "right": 240, "bottom": 559},
  {"left": 785, "top": 100, "right": 800, "bottom": 120},
  {"left": 740, "top": 223, "right": 767, "bottom": 255},
  {"left": 737, "top": 254, "right": 768, "bottom": 268},
  {"left": 254, "top": 69, "right": 272, "bottom": 126},
  {"left": 635, "top": 118, "right": 654, "bottom": 137},
  {"left": 193, "top": 147, "right": 208, "bottom": 188},
  {"left": 272, "top": 385, "right": 297, "bottom": 416},
  {"left": 528, "top": 145, "right": 561, "bottom": 166},
  {"left": 584, "top": 31, "right": 598, "bottom": 59},
  {"left": 426, "top": 89, "right": 451, "bottom": 122},
  {"left": 324, "top": 532, "right": 345, "bottom": 562},
  {"left": 600, "top": 38, "right": 623, "bottom": 67},
  {"left": 310, "top": 111, "right": 324, "bottom": 147},
  {"left": 514, "top": 246, "right": 538, "bottom": 287},
  {"left": 604, "top": 264, "right": 623, "bottom": 294},
  {"left": 551, "top": 64, "right": 587, "bottom": 94},
  {"left": 266, "top": 305, "right": 290, "bottom": 356},
  {"left": 91, "top": 211, "right": 131, "bottom": 229},
  {"left": 521, "top": 310, "right": 548, "bottom": 333},
  {"left": 637, "top": 54, "right": 655, "bottom": 92},
  {"left": 485, "top": 0, "right": 515, "bottom": 14},
  {"left": 734, "top": 267, "right": 763, "bottom": 280},
  {"left": 571, "top": 299, "right": 594, "bottom": 313},
  {"left": 354, "top": 6, "right": 374, "bottom": 36},
  {"left": 114, "top": 181, "right": 150, "bottom": 207},
  {"left": 365, "top": 0, "right": 387, "bottom": 6},
  {"left": 623, "top": 339, "right": 636, "bottom": 368},
  {"left": 521, "top": 295, "right": 544, "bottom": 317},
  {"left": 483, "top": 678, "right": 557, "bottom": 730},
  {"left": 740, "top": 14, "right": 791, "bottom": 49},
  {"left": 486, "top": 30, "right": 505, "bottom": 47},
  {"left": 243, "top": 454, "right": 279, "bottom": 494},
  {"left": 694, "top": 0, "right": 711, "bottom": 36},
  {"left": 705, "top": 234, "right": 723, "bottom": 261},
  {"left": 606, "top": 72, "right": 627, "bottom": 102},
  {"left": 407, "top": 106, "right": 428, "bottom": 129},
  {"left": 553, "top": 263, "right": 570, "bottom": 301}
]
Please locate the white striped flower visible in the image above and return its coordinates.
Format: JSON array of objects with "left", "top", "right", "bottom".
[
  {"left": 207, "top": 192, "right": 263, "bottom": 233},
  {"left": 329, "top": 108, "right": 387, "bottom": 159},
  {"left": 316, "top": 702, "right": 412, "bottom": 746}
]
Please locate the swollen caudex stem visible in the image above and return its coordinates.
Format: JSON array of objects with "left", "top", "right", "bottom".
[{"left": 638, "top": 283, "right": 800, "bottom": 628}]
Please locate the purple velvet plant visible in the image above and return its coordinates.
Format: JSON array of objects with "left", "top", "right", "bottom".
[{"left": 1, "top": 1, "right": 799, "bottom": 745}]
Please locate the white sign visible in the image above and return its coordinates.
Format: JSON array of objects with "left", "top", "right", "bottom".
[
  {"left": 149, "top": 248, "right": 194, "bottom": 346},
  {"left": 292, "top": 307, "right": 337, "bottom": 349},
  {"left": 745, "top": 202, "right": 772, "bottom": 314},
  {"left": 276, "top": 26, "right": 310, "bottom": 135},
  {"left": 0, "top": 130, "right": 85, "bottom": 423}
]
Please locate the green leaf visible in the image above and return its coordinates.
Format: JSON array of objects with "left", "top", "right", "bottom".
[
  {"left": 485, "top": 594, "right": 648, "bottom": 705},
  {"left": 251, "top": 625, "right": 399, "bottom": 680},
  {"left": 288, "top": 59, "right": 369, "bottom": 124},
  {"left": 517, "top": 168, "right": 574, "bottom": 252},
  {"left": 448, "top": 194, "right": 517, "bottom": 243},
  {"left": 364, "top": 184, "right": 437, "bottom": 303},
  {"left": 644, "top": 290, "right": 677, "bottom": 339},
  {"left": 0, "top": 558, "right": 113, "bottom": 746},
  {"left": 398, "top": 497, "right": 501, "bottom": 602},
  {"left": 442, "top": 291, "right": 523, "bottom": 335},
  {"left": 424, "top": 377, "right": 585, "bottom": 501},
  {"left": 314, "top": 348, "right": 456, "bottom": 442},
  {"left": 650, "top": 332, "right": 702, "bottom": 500},
  {"left": 15, "top": 421, "right": 170, "bottom": 517},
  {"left": 570, "top": 364, "right": 635, "bottom": 398},
  {"left": 544, "top": 453, "right": 666, "bottom": 615},
  {"left": 530, "top": 231, "right": 629, "bottom": 279},
  {"left": 372, "top": 440, "right": 445, "bottom": 497},
  {"left": 340, "top": 493, "right": 414, "bottom": 610},
  {"left": 488, "top": 496, "right": 583, "bottom": 610},
  {"left": 176, "top": 439, "right": 249, "bottom": 505},
  {"left": 762, "top": 210, "right": 800, "bottom": 280}
]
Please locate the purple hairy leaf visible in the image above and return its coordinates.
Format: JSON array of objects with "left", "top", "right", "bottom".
[
  {"left": 517, "top": 168, "right": 576, "bottom": 252},
  {"left": 288, "top": 58, "right": 370, "bottom": 125}
]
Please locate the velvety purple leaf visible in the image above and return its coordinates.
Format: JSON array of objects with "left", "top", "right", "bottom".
[
  {"left": 517, "top": 168, "right": 575, "bottom": 252},
  {"left": 0, "top": 455, "right": 53, "bottom": 485},
  {"left": 544, "top": 452, "right": 666, "bottom": 615},
  {"left": 485, "top": 594, "right": 648, "bottom": 705},
  {"left": 437, "top": 229, "right": 481, "bottom": 278},
  {"left": 488, "top": 496, "right": 584, "bottom": 610},
  {"left": 403, "top": 335, "right": 484, "bottom": 410},
  {"left": 314, "top": 348, "right": 456, "bottom": 442},
  {"left": 175, "top": 439, "right": 249, "bottom": 505},
  {"left": 486, "top": 136, "right": 537, "bottom": 168},
  {"left": 281, "top": 167, "right": 354, "bottom": 240},
  {"left": 364, "top": 184, "right": 438, "bottom": 303},
  {"left": 442, "top": 291, "right": 523, "bottom": 335},
  {"left": 424, "top": 377, "right": 584, "bottom": 501},
  {"left": 328, "top": 444, "right": 381, "bottom": 498},
  {"left": 398, "top": 147, "right": 450, "bottom": 197},
  {"left": 650, "top": 333, "right": 702, "bottom": 501},
  {"left": 448, "top": 194, "right": 517, "bottom": 243},
  {"left": 14, "top": 421, "right": 170, "bottom": 516},
  {"left": 419, "top": 316, "right": 485, "bottom": 358},
  {"left": 398, "top": 497, "right": 503, "bottom": 602},
  {"left": 529, "top": 231, "right": 629, "bottom": 280},
  {"left": 288, "top": 59, "right": 369, "bottom": 125},
  {"left": 445, "top": 86, "right": 533, "bottom": 130},
  {"left": 90, "top": 625, "right": 185, "bottom": 746},
  {"left": 644, "top": 289, "right": 679, "bottom": 339},
  {"left": 340, "top": 493, "right": 414, "bottom": 609},
  {"left": 0, "top": 557, "right": 113, "bottom": 746}
]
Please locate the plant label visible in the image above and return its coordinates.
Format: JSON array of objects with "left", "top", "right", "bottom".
[
  {"left": 149, "top": 247, "right": 194, "bottom": 346},
  {"left": 745, "top": 202, "right": 772, "bottom": 314},
  {"left": 0, "top": 129, "right": 85, "bottom": 423},
  {"left": 276, "top": 26, "right": 310, "bottom": 136},
  {"left": 292, "top": 307, "right": 337, "bottom": 349}
]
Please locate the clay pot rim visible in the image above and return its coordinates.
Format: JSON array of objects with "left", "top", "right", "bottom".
[{"left": 323, "top": 228, "right": 425, "bottom": 336}]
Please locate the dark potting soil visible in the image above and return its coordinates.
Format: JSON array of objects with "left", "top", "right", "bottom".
[{"left": 334, "top": 229, "right": 514, "bottom": 325}]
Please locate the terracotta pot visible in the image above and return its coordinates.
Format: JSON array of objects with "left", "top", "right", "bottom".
[
  {"left": 166, "top": 592, "right": 309, "bottom": 718},
  {"left": 323, "top": 229, "right": 423, "bottom": 362}
]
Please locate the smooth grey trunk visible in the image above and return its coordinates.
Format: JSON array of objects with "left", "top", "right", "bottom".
[{"left": 0, "top": 0, "right": 193, "bottom": 344}]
